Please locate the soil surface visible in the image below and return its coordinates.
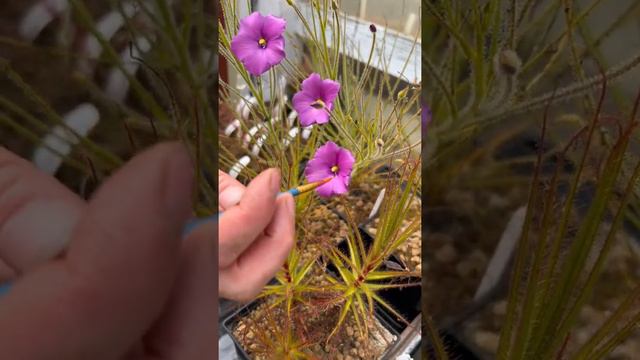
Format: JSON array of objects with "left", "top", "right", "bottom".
[
  {"left": 461, "top": 231, "right": 640, "bottom": 359},
  {"left": 297, "top": 203, "right": 350, "bottom": 263},
  {"left": 328, "top": 180, "right": 385, "bottom": 226},
  {"left": 366, "top": 195, "right": 422, "bottom": 273},
  {"left": 232, "top": 295, "right": 397, "bottom": 360}
]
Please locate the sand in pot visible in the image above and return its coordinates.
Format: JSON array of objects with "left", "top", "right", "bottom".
[
  {"left": 327, "top": 182, "right": 385, "bottom": 226},
  {"left": 233, "top": 295, "right": 397, "bottom": 359},
  {"left": 297, "top": 204, "right": 349, "bottom": 263}
]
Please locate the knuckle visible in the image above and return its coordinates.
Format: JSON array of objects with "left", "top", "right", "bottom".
[{"left": 233, "top": 284, "right": 260, "bottom": 302}]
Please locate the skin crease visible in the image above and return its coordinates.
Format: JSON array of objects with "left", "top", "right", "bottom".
[{"left": 0, "top": 142, "right": 294, "bottom": 359}]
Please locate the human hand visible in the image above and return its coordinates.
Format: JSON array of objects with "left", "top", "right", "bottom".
[
  {"left": 218, "top": 169, "right": 295, "bottom": 301},
  {"left": 0, "top": 143, "right": 215, "bottom": 359}
]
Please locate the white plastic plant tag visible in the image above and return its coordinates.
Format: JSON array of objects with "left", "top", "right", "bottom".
[
  {"left": 229, "top": 155, "right": 251, "bottom": 179},
  {"left": 283, "top": 127, "right": 298, "bottom": 148},
  {"left": 286, "top": 110, "right": 297, "bottom": 128},
  {"left": 79, "top": 2, "right": 138, "bottom": 73},
  {"left": 241, "top": 96, "right": 258, "bottom": 120},
  {"left": 19, "top": 0, "right": 69, "bottom": 41},
  {"left": 251, "top": 134, "right": 267, "bottom": 156},
  {"left": 104, "top": 37, "right": 152, "bottom": 102},
  {"left": 368, "top": 188, "right": 386, "bottom": 219},
  {"left": 32, "top": 103, "right": 100, "bottom": 175},
  {"left": 224, "top": 119, "right": 241, "bottom": 136},
  {"left": 243, "top": 123, "right": 264, "bottom": 146},
  {"left": 473, "top": 206, "right": 526, "bottom": 301},
  {"left": 302, "top": 125, "right": 313, "bottom": 140}
]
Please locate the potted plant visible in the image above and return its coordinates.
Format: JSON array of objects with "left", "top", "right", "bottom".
[{"left": 218, "top": 0, "right": 422, "bottom": 358}]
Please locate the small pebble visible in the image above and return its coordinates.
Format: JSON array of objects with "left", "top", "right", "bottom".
[
  {"left": 434, "top": 243, "right": 457, "bottom": 263},
  {"left": 492, "top": 301, "right": 507, "bottom": 316},
  {"left": 473, "top": 331, "right": 499, "bottom": 353}
]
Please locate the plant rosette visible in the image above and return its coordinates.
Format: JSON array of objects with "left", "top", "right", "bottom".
[{"left": 223, "top": 270, "right": 400, "bottom": 360}]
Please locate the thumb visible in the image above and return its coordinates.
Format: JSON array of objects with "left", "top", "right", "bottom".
[{"left": 0, "top": 142, "right": 194, "bottom": 359}]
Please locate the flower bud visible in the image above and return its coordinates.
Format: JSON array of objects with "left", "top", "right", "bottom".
[
  {"left": 369, "top": 24, "right": 377, "bottom": 33},
  {"left": 397, "top": 87, "right": 409, "bottom": 100},
  {"left": 332, "top": 0, "right": 339, "bottom": 10},
  {"left": 287, "top": 0, "right": 295, "bottom": 5},
  {"left": 494, "top": 49, "right": 522, "bottom": 76},
  {"left": 376, "top": 138, "right": 385, "bottom": 147}
]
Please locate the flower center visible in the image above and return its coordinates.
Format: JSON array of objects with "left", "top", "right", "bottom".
[
  {"left": 311, "top": 98, "right": 326, "bottom": 109},
  {"left": 331, "top": 165, "right": 339, "bottom": 173},
  {"left": 258, "top": 38, "right": 267, "bottom": 48}
]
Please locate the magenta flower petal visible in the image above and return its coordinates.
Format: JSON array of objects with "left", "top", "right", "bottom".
[
  {"left": 305, "top": 141, "right": 355, "bottom": 198},
  {"left": 230, "top": 12, "right": 286, "bottom": 76},
  {"left": 317, "top": 177, "right": 348, "bottom": 197},
  {"left": 237, "top": 12, "right": 262, "bottom": 37},
  {"left": 422, "top": 103, "right": 432, "bottom": 130},
  {"left": 232, "top": 40, "right": 270, "bottom": 75},
  {"left": 292, "top": 73, "right": 341, "bottom": 127},
  {"left": 299, "top": 108, "right": 330, "bottom": 126},
  {"left": 315, "top": 181, "right": 334, "bottom": 197},
  {"left": 261, "top": 15, "right": 287, "bottom": 40},
  {"left": 299, "top": 73, "right": 324, "bottom": 98},
  {"left": 321, "top": 80, "right": 341, "bottom": 106},
  {"left": 305, "top": 162, "right": 334, "bottom": 182},
  {"left": 292, "top": 89, "right": 315, "bottom": 109},
  {"left": 336, "top": 149, "right": 355, "bottom": 177}
]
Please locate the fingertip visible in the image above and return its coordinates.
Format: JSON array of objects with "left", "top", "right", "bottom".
[
  {"left": 267, "top": 168, "right": 281, "bottom": 194},
  {"left": 219, "top": 185, "right": 244, "bottom": 210},
  {"left": 283, "top": 193, "right": 295, "bottom": 215}
]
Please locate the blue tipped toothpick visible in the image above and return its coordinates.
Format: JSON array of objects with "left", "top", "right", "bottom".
[{"left": 183, "top": 176, "right": 333, "bottom": 234}]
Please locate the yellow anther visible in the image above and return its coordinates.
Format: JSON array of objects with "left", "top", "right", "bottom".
[
  {"left": 258, "top": 38, "right": 267, "bottom": 47},
  {"left": 311, "top": 99, "right": 326, "bottom": 109},
  {"left": 331, "top": 165, "right": 339, "bottom": 173}
]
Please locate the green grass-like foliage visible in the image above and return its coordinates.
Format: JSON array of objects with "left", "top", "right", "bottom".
[
  {"left": 0, "top": 0, "right": 216, "bottom": 214},
  {"left": 424, "top": 1, "right": 640, "bottom": 359}
]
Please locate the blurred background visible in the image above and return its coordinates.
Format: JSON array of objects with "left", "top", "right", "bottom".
[{"left": 424, "top": 0, "right": 640, "bottom": 358}]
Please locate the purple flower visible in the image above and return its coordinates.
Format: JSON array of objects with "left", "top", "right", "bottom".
[
  {"left": 292, "top": 73, "right": 340, "bottom": 127},
  {"left": 422, "top": 103, "right": 432, "bottom": 133},
  {"left": 230, "top": 12, "right": 286, "bottom": 76},
  {"left": 305, "top": 141, "right": 354, "bottom": 197}
]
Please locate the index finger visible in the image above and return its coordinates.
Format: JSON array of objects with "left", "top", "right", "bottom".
[
  {"left": 0, "top": 147, "right": 85, "bottom": 281},
  {"left": 218, "top": 169, "right": 280, "bottom": 268}
]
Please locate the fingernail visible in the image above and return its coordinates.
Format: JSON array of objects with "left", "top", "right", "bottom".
[
  {"left": 165, "top": 143, "right": 194, "bottom": 217},
  {"left": 269, "top": 168, "right": 281, "bottom": 194},
  {"left": 219, "top": 186, "right": 244, "bottom": 209}
]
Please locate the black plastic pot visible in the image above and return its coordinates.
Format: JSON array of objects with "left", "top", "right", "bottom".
[
  {"left": 328, "top": 225, "right": 421, "bottom": 335},
  {"left": 222, "top": 298, "right": 401, "bottom": 359},
  {"left": 423, "top": 329, "right": 482, "bottom": 360},
  {"left": 221, "top": 300, "right": 261, "bottom": 360},
  {"left": 375, "top": 273, "right": 421, "bottom": 334}
]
